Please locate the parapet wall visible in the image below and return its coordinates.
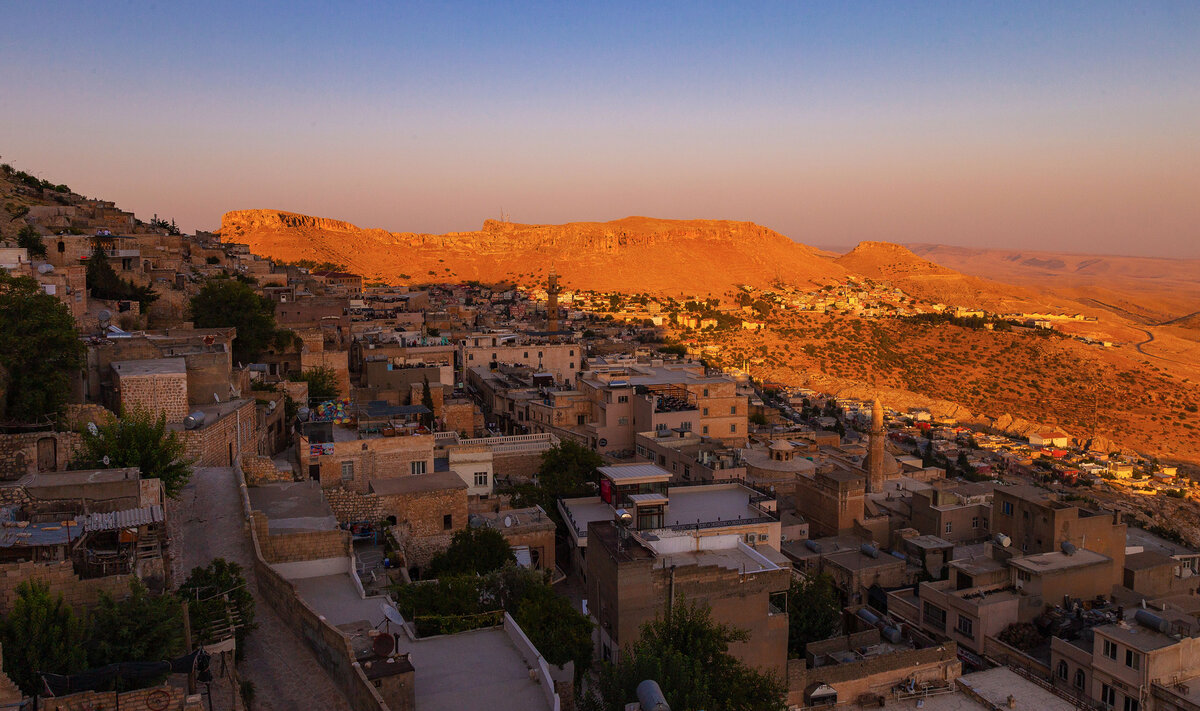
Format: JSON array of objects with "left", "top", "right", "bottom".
[
  {"left": 786, "top": 642, "right": 960, "bottom": 707},
  {"left": 0, "top": 561, "right": 133, "bottom": 616}
]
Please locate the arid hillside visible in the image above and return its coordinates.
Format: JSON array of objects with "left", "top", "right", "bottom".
[
  {"left": 218, "top": 210, "right": 849, "bottom": 296},
  {"left": 907, "top": 244, "right": 1200, "bottom": 327}
]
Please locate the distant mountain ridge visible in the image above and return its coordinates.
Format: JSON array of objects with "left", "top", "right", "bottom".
[{"left": 218, "top": 210, "right": 850, "bottom": 296}]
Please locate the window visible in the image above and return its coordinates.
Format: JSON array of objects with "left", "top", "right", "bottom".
[
  {"left": 442, "top": 514, "right": 453, "bottom": 530},
  {"left": 468, "top": 353, "right": 474, "bottom": 361},
  {"left": 702, "top": 388, "right": 709, "bottom": 397},
  {"left": 617, "top": 395, "right": 629, "bottom": 403},
  {"left": 1125, "top": 650, "right": 1140, "bottom": 670},
  {"left": 945, "top": 522, "right": 953, "bottom": 534},
  {"left": 1002, "top": 501, "right": 1014, "bottom": 516},
  {"left": 340, "top": 461, "right": 354, "bottom": 481},
  {"left": 702, "top": 426, "right": 709, "bottom": 435},
  {"left": 1056, "top": 661, "right": 1068, "bottom": 680},
  {"left": 730, "top": 405, "right": 737, "bottom": 415},
  {"left": 577, "top": 414, "right": 586, "bottom": 425},
  {"left": 923, "top": 602, "right": 946, "bottom": 631},
  {"left": 569, "top": 362, "right": 574, "bottom": 370},
  {"left": 702, "top": 407, "right": 709, "bottom": 416},
  {"left": 730, "top": 424, "right": 737, "bottom": 433},
  {"left": 474, "top": 471, "right": 488, "bottom": 487},
  {"left": 538, "top": 351, "right": 543, "bottom": 358},
  {"left": 569, "top": 350, "right": 575, "bottom": 356},
  {"left": 523, "top": 351, "right": 529, "bottom": 358},
  {"left": 956, "top": 615, "right": 973, "bottom": 638},
  {"left": 411, "top": 460, "right": 427, "bottom": 475},
  {"left": 1124, "top": 699, "right": 1139, "bottom": 711},
  {"left": 1017, "top": 569, "right": 1032, "bottom": 582},
  {"left": 1101, "top": 685, "right": 1116, "bottom": 709},
  {"left": 1103, "top": 639, "right": 1118, "bottom": 660},
  {"left": 1074, "top": 670, "right": 1085, "bottom": 690},
  {"left": 683, "top": 465, "right": 691, "bottom": 479}
]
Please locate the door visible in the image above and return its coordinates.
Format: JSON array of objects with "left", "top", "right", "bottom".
[{"left": 36, "top": 437, "right": 57, "bottom": 472}]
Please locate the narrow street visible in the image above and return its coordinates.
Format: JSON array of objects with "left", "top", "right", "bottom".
[{"left": 173, "top": 466, "right": 351, "bottom": 711}]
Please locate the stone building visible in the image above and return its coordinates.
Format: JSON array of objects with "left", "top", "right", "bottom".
[
  {"left": 111, "top": 358, "right": 189, "bottom": 422},
  {"left": 371, "top": 471, "right": 468, "bottom": 569}
]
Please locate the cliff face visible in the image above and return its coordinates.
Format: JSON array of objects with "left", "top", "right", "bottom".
[{"left": 218, "top": 210, "right": 847, "bottom": 295}]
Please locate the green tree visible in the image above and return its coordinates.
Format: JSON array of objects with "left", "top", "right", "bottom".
[
  {"left": 584, "top": 599, "right": 786, "bottom": 711},
  {"left": 511, "top": 580, "right": 593, "bottom": 680},
  {"left": 190, "top": 277, "right": 289, "bottom": 363},
  {"left": 427, "top": 527, "right": 515, "bottom": 578},
  {"left": 86, "top": 246, "right": 158, "bottom": 309},
  {"left": 86, "top": 579, "right": 184, "bottom": 686},
  {"left": 786, "top": 574, "right": 841, "bottom": 658},
  {"left": 420, "top": 376, "right": 435, "bottom": 428},
  {"left": 16, "top": 224, "right": 46, "bottom": 258},
  {"left": 1, "top": 580, "right": 87, "bottom": 695},
  {"left": 74, "top": 408, "right": 195, "bottom": 497},
  {"left": 510, "top": 440, "right": 602, "bottom": 531},
  {"left": 288, "top": 366, "right": 340, "bottom": 402},
  {"left": 178, "top": 559, "right": 256, "bottom": 653},
  {"left": 0, "top": 271, "right": 85, "bottom": 423}
]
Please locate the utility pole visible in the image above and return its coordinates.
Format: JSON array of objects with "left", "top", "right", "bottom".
[{"left": 182, "top": 599, "right": 196, "bottom": 694}]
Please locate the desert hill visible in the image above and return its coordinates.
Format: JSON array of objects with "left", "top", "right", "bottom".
[
  {"left": 907, "top": 244, "right": 1200, "bottom": 327},
  {"left": 218, "top": 210, "right": 850, "bottom": 296},
  {"left": 834, "top": 241, "right": 1064, "bottom": 313}
]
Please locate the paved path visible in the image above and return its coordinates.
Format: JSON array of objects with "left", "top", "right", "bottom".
[{"left": 175, "top": 466, "right": 350, "bottom": 711}]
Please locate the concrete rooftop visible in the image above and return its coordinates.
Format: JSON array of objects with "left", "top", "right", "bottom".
[
  {"left": 397, "top": 627, "right": 553, "bottom": 711},
  {"left": 248, "top": 481, "right": 337, "bottom": 533}
]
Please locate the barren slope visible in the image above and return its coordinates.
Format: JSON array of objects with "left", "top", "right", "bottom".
[{"left": 218, "top": 210, "right": 851, "bottom": 296}]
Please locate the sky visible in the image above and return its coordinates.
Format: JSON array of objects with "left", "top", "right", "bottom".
[{"left": 2, "top": 2, "right": 1198, "bottom": 257}]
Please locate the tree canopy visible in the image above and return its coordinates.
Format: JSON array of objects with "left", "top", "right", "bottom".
[
  {"left": 16, "top": 224, "right": 46, "bottom": 258},
  {"left": 583, "top": 599, "right": 786, "bottom": 711},
  {"left": 86, "top": 246, "right": 158, "bottom": 310},
  {"left": 189, "top": 277, "right": 292, "bottom": 363},
  {"left": 0, "top": 271, "right": 85, "bottom": 423},
  {"left": 178, "top": 558, "right": 256, "bottom": 653},
  {"left": 86, "top": 579, "right": 185, "bottom": 688},
  {"left": 74, "top": 408, "right": 195, "bottom": 497},
  {"left": 786, "top": 573, "right": 842, "bottom": 658},
  {"left": 288, "top": 366, "right": 340, "bottom": 402},
  {"left": 509, "top": 440, "right": 601, "bottom": 531},
  {"left": 427, "top": 527, "right": 515, "bottom": 578},
  {"left": 0, "top": 580, "right": 87, "bottom": 696}
]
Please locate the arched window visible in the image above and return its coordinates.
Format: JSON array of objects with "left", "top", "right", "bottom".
[
  {"left": 1074, "top": 669, "right": 1085, "bottom": 690},
  {"left": 1057, "top": 661, "right": 1068, "bottom": 680}
]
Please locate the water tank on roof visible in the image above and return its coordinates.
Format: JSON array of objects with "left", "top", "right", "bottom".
[
  {"left": 1135, "top": 609, "right": 1170, "bottom": 633},
  {"left": 856, "top": 608, "right": 880, "bottom": 625},
  {"left": 184, "top": 411, "right": 206, "bottom": 430},
  {"left": 861, "top": 543, "right": 880, "bottom": 559},
  {"left": 636, "top": 680, "right": 670, "bottom": 711},
  {"left": 297, "top": 407, "right": 311, "bottom": 422},
  {"left": 37, "top": 263, "right": 54, "bottom": 274},
  {"left": 882, "top": 626, "right": 902, "bottom": 644},
  {"left": 993, "top": 533, "right": 1012, "bottom": 548},
  {"left": 805, "top": 539, "right": 822, "bottom": 553}
]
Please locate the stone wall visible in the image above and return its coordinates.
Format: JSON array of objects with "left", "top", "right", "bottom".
[
  {"left": 785, "top": 642, "right": 960, "bottom": 707},
  {"left": 39, "top": 684, "right": 196, "bottom": 711},
  {"left": 0, "top": 561, "right": 133, "bottom": 615},
  {"left": 116, "top": 370, "right": 189, "bottom": 424},
  {"left": 250, "top": 512, "right": 350, "bottom": 564},
  {"left": 492, "top": 450, "right": 543, "bottom": 481},
  {"left": 242, "top": 454, "right": 293, "bottom": 485},
  {"left": 324, "top": 487, "right": 385, "bottom": 524},
  {"left": 180, "top": 399, "right": 257, "bottom": 467},
  {"left": 240, "top": 469, "right": 392, "bottom": 711},
  {"left": 0, "top": 431, "right": 81, "bottom": 481}
]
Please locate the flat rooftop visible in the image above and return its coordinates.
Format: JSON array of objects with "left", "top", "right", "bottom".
[
  {"left": 1127, "top": 526, "right": 1197, "bottom": 558},
  {"left": 291, "top": 574, "right": 388, "bottom": 627},
  {"left": 658, "top": 542, "right": 783, "bottom": 575},
  {"left": 248, "top": 481, "right": 337, "bottom": 533},
  {"left": 368, "top": 471, "right": 467, "bottom": 496},
  {"left": 396, "top": 627, "right": 554, "bottom": 711},
  {"left": 1009, "top": 549, "right": 1110, "bottom": 574},
  {"left": 1096, "top": 621, "right": 1183, "bottom": 653},
  {"left": 23, "top": 467, "right": 139, "bottom": 488},
  {"left": 957, "top": 667, "right": 1076, "bottom": 711},
  {"left": 664, "top": 484, "right": 765, "bottom": 527},
  {"left": 598, "top": 463, "right": 671, "bottom": 484},
  {"left": 560, "top": 496, "right": 612, "bottom": 541},
  {"left": 112, "top": 357, "right": 186, "bottom": 375}
]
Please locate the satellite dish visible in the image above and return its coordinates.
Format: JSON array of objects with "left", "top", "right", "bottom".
[
  {"left": 98, "top": 309, "right": 112, "bottom": 323},
  {"left": 102, "top": 455, "right": 110, "bottom": 466},
  {"left": 381, "top": 604, "right": 405, "bottom": 627},
  {"left": 86, "top": 422, "right": 99, "bottom": 437},
  {"left": 372, "top": 634, "right": 396, "bottom": 657},
  {"left": 503, "top": 515, "right": 513, "bottom": 528}
]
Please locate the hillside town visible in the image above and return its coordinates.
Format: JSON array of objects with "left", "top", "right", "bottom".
[{"left": 2, "top": 178, "right": 1200, "bottom": 711}]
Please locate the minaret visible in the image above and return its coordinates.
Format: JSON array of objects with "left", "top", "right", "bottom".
[
  {"left": 867, "top": 398, "right": 885, "bottom": 493},
  {"left": 547, "top": 268, "right": 560, "bottom": 333}
]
